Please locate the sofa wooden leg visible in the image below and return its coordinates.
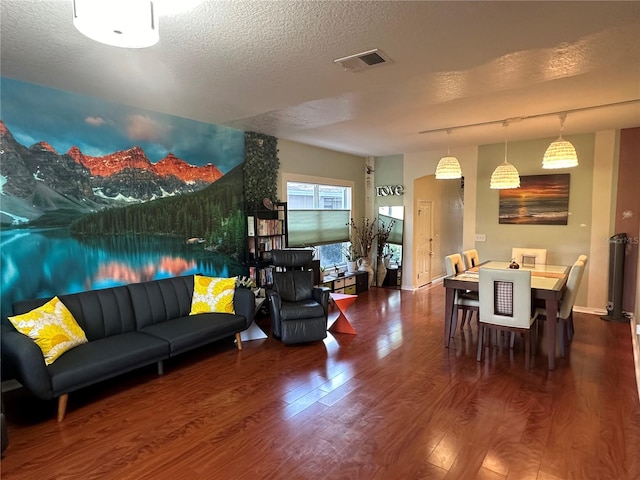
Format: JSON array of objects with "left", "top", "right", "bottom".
[
  {"left": 57, "top": 394, "right": 68, "bottom": 422},
  {"left": 235, "top": 333, "right": 243, "bottom": 351}
]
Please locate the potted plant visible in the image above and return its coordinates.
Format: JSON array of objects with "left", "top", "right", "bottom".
[{"left": 343, "top": 243, "right": 360, "bottom": 273}]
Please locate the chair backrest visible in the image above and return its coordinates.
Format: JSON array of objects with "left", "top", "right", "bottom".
[
  {"left": 444, "top": 253, "right": 466, "bottom": 276},
  {"left": 271, "top": 249, "right": 313, "bottom": 269},
  {"left": 558, "top": 260, "right": 585, "bottom": 319},
  {"left": 273, "top": 270, "right": 315, "bottom": 302},
  {"left": 578, "top": 254, "right": 588, "bottom": 266},
  {"left": 511, "top": 247, "right": 547, "bottom": 267},
  {"left": 479, "top": 267, "right": 533, "bottom": 328},
  {"left": 271, "top": 250, "right": 315, "bottom": 302},
  {"left": 463, "top": 249, "right": 480, "bottom": 269}
]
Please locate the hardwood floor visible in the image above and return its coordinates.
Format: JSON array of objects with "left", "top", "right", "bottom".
[{"left": 2, "top": 284, "right": 640, "bottom": 479}]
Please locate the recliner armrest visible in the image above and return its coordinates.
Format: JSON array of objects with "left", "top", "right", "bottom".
[
  {"left": 266, "top": 290, "right": 283, "bottom": 338},
  {"left": 312, "top": 287, "right": 330, "bottom": 317}
]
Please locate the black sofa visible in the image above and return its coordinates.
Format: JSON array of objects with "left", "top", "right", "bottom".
[{"left": 1, "top": 275, "right": 255, "bottom": 422}]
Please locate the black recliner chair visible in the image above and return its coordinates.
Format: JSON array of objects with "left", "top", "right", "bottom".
[{"left": 267, "top": 250, "right": 330, "bottom": 344}]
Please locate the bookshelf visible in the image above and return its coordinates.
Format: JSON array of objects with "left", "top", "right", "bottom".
[{"left": 247, "top": 202, "right": 288, "bottom": 288}]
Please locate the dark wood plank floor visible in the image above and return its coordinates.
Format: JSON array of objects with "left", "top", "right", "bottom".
[{"left": 2, "top": 284, "right": 640, "bottom": 479}]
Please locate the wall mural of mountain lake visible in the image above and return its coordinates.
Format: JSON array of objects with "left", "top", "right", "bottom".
[{"left": 0, "top": 78, "right": 247, "bottom": 318}]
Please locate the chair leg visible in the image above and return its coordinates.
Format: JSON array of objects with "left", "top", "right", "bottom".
[
  {"left": 532, "top": 319, "right": 538, "bottom": 358},
  {"left": 558, "top": 318, "right": 566, "bottom": 358},
  {"left": 451, "top": 306, "right": 460, "bottom": 337},
  {"left": 524, "top": 331, "right": 531, "bottom": 370},
  {"left": 460, "top": 309, "right": 467, "bottom": 329},
  {"left": 509, "top": 332, "right": 516, "bottom": 349},
  {"left": 477, "top": 323, "right": 485, "bottom": 361},
  {"left": 567, "top": 311, "right": 575, "bottom": 342}
]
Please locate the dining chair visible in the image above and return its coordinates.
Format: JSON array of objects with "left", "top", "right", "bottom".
[
  {"left": 477, "top": 267, "right": 538, "bottom": 369},
  {"left": 536, "top": 259, "right": 585, "bottom": 357},
  {"left": 511, "top": 247, "right": 547, "bottom": 267},
  {"left": 444, "top": 253, "right": 479, "bottom": 333},
  {"left": 463, "top": 249, "right": 480, "bottom": 269}
]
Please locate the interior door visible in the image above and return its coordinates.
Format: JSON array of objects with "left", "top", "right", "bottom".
[{"left": 414, "top": 200, "right": 433, "bottom": 287}]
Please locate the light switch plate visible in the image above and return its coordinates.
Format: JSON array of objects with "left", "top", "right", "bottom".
[{"left": 475, "top": 234, "right": 486, "bottom": 242}]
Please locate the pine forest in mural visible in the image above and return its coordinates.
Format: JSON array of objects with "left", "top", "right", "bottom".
[
  {"left": 0, "top": 78, "right": 246, "bottom": 318},
  {"left": 499, "top": 174, "right": 570, "bottom": 225}
]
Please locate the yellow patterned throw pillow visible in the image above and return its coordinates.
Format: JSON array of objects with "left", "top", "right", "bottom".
[
  {"left": 190, "top": 276, "right": 236, "bottom": 315},
  {"left": 8, "top": 296, "right": 88, "bottom": 366}
]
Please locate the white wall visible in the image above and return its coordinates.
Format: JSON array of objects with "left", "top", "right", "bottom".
[
  {"left": 402, "top": 146, "right": 478, "bottom": 289},
  {"left": 278, "top": 131, "right": 619, "bottom": 311},
  {"left": 277, "top": 139, "right": 366, "bottom": 219}
]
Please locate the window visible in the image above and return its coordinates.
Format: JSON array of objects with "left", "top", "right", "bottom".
[{"left": 286, "top": 179, "right": 352, "bottom": 269}]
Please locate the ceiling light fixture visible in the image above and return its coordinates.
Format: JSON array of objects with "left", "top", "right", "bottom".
[
  {"left": 435, "top": 130, "right": 462, "bottom": 179},
  {"left": 490, "top": 122, "right": 520, "bottom": 190},
  {"left": 73, "top": 0, "right": 159, "bottom": 49},
  {"left": 542, "top": 113, "right": 579, "bottom": 169}
]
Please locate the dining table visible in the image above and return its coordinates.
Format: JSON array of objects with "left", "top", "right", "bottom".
[{"left": 443, "top": 260, "right": 570, "bottom": 370}]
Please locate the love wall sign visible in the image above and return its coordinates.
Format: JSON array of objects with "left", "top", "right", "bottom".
[{"left": 375, "top": 185, "right": 404, "bottom": 196}]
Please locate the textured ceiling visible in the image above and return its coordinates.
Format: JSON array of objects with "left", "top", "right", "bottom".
[{"left": 1, "top": 1, "right": 639, "bottom": 157}]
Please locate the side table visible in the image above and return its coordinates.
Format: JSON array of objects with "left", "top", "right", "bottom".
[
  {"left": 329, "top": 292, "right": 358, "bottom": 335},
  {"left": 240, "top": 296, "right": 268, "bottom": 341}
]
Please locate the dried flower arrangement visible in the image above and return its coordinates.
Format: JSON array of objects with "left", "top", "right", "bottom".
[
  {"left": 377, "top": 218, "right": 396, "bottom": 258},
  {"left": 348, "top": 217, "right": 377, "bottom": 260}
]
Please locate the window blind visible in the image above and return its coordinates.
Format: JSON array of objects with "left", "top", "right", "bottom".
[{"left": 288, "top": 209, "right": 350, "bottom": 247}]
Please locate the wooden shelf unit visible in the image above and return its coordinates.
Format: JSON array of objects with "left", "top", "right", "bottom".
[{"left": 247, "top": 202, "right": 288, "bottom": 288}]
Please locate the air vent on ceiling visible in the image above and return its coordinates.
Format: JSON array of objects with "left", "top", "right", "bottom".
[{"left": 333, "top": 49, "right": 391, "bottom": 72}]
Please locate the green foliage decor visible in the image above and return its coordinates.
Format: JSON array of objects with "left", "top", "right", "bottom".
[{"left": 243, "top": 132, "right": 279, "bottom": 209}]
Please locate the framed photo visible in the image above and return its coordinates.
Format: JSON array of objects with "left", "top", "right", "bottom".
[{"left": 499, "top": 174, "right": 570, "bottom": 225}]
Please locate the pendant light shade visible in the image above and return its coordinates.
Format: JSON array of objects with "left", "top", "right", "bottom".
[
  {"left": 490, "top": 122, "right": 520, "bottom": 189},
  {"left": 435, "top": 130, "right": 462, "bottom": 179},
  {"left": 542, "top": 114, "right": 578, "bottom": 169},
  {"left": 73, "top": 0, "right": 159, "bottom": 49},
  {"left": 490, "top": 160, "right": 521, "bottom": 189},
  {"left": 435, "top": 156, "right": 462, "bottom": 179}
]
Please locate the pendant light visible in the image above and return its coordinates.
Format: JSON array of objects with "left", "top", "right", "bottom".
[
  {"left": 490, "top": 122, "right": 520, "bottom": 189},
  {"left": 435, "top": 130, "right": 462, "bottom": 179},
  {"left": 542, "top": 113, "right": 578, "bottom": 169},
  {"left": 73, "top": 0, "right": 159, "bottom": 49}
]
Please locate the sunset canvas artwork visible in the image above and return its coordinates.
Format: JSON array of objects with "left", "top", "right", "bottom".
[{"left": 498, "top": 174, "right": 570, "bottom": 225}]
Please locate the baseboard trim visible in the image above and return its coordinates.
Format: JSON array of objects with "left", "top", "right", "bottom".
[
  {"left": 573, "top": 306, "right": 607, "bottom": 316},
  {"left": 630, "top": 314, "right": 640, "bottom": 403}
]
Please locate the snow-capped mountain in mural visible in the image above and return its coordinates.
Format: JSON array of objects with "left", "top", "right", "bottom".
[{"left": 0, "top": 120, "right": 224, "bottom": 226}]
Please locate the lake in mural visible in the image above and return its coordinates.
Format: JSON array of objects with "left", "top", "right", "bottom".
[{"left": 0, "top": 78, "right": 247, "bottom": 318}]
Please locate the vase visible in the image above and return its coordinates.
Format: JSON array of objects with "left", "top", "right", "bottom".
[
  {"left": 347, "top": 261, "right": 358, "bottom": 273},
  {"left": 357, "top": 256, "right": 375, "bottom": 288},
  {"left": 376, "top": 255, "right": 387, "bottom": 287}
]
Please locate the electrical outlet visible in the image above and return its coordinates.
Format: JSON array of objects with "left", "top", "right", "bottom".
[{"left": 475, "top": 234, "right": 486, "bottom": 242}]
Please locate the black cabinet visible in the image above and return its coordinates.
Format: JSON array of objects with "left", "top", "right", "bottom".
[{"left": 383, "top": 266, "right": 401, "bottom": 288}]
